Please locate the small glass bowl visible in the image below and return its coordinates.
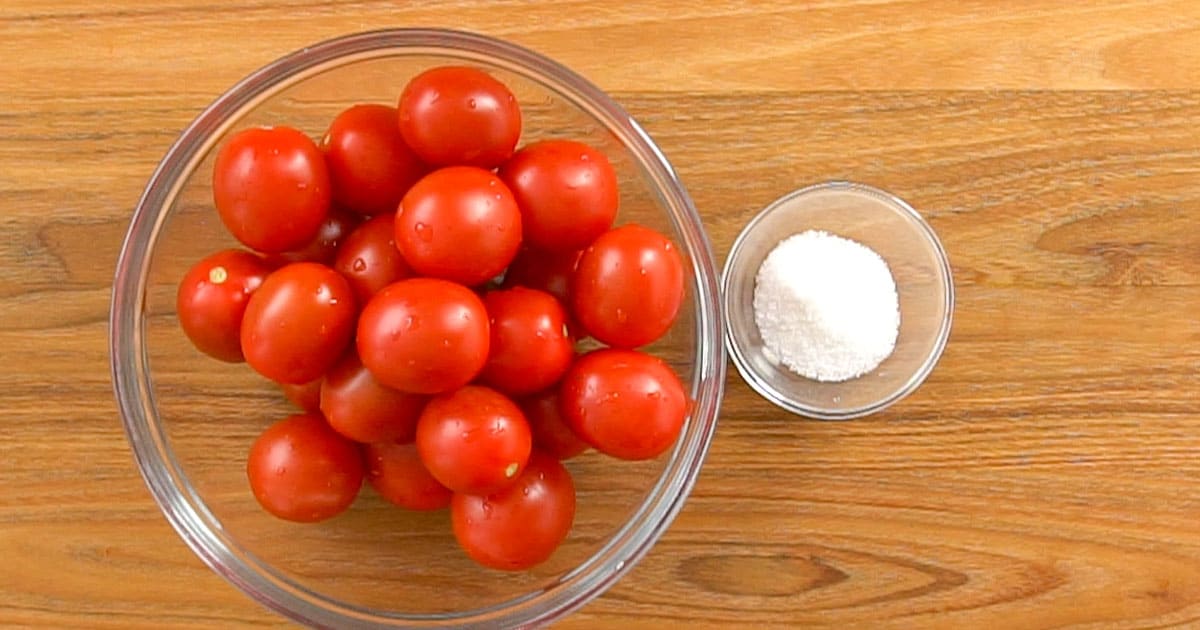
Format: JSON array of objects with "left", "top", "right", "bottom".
[
  {"left": 110, "top": 29, "right": 725, "bottom": 628},
  {"left": 723, "top": 181, "right": 953, "bottom": 420}
]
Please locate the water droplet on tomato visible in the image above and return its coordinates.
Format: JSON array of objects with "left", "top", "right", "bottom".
[
  {"left": 352, "top": 258, "right": 366, "bottom": 272},
  {"left": 328, "top": 297, "right": 338, "bottom": 306},
  {"left": 504, "top": 462, "right": 519, "bottom": 477},
  {"left": 414, "top": 222, "right": 433, "bottom": 242},
  {"left": 481, "top": 501, "right": 494, "bottom": 516},
  {"left": 275, "top": 466, "right": 286, "bottom": 475},
  {"left": 639, "top": 267, "right": 647, "bottom": 276},
  {"left": 207, "top": 266, "right": 227, "bottom": 284},
  {"left": 648, "top": 390, "right": 661, "bottom": 400},
  {"left": 403, "top": 315, "right": 416, "bottom": 330},
  {"left": 664, "top": 242, "right": 673, "bottom": 251},
  {"left": 467, "top": 98, "right": 477, "bottom": 109},
  {"left": 615, "top": 308, "right": 628, "bottom": 323},
  {"left": 441, "top": 338, "right": 450, "bottom": 347},
  {"left": 579, "top": 153, "right": 589, "bottom": 161},
  {"left": 488, "top": 179, "right": 497, "bottom": 187}
]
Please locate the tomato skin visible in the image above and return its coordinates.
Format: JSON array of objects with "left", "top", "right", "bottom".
[
  {"left": 365, "top": 441, "right": 452, "bottom": 511},
  {"left": 500, "top": 246, "right": 580, "bottom": 305},
  {"left": 479, "top": 288, "right": 574, "bottom": 396},
  {"left": 520, "top": 389, "right": 588, "bottom": 460},
  {"left": 263, "top": 206, "right": 359, "bottom": 268},
  {"left": 415, "top": 385, "right": 532, "bottom": 495},
  {"left": 240, "top": 262, "right": 358, "bottom": 384},
  {"left": 280, "top": 378, "right": 323, "bottom": 414},
  {"left": 397, "top": 66, "right": 521, "bottom": 169},
  {"left": 322, "top": 104, "right": 427, "bottom": 216},
  {"left": 450, "top": 452, "right": 575, "bottom": 571},
  {"left": 356, "top": 278, "right": 490, "bottom": 395},
  {"left": 320, "top": 353, "right": 426, "bottom": 444},
  {"left": 213, "top": 126, "right": 331, "bottom": 253},
  {"left": 333, "top": 213, "right": 411, "bottom": 304},
  {"left": 498, "top": 140, "right": 618, "bottom": 252},
  {"left": 571, "top": 224, "right": 685, "bottom": 349},
  {"left": 176, "top": 249, "right": 271, "bottom": 362},
  {"left": 247, "top": 414, "right": 364, "bottom": 523},
  {"left": 559, "top": 349, "right": 688, "bottom": 461},
  {"left": 395, "top": 166, "right": 522, "bottom": 286}
]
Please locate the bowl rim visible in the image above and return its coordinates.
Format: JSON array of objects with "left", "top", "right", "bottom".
[
  {"left": 721, "top": 180, "right": 954, "bottom": 420},
  {"left": 110, "top": 27, "right": 726, "bottom": 628}
]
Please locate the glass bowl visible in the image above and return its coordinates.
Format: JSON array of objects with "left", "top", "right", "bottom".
[
  {"left": 110, "top": 29, "right": 725, "bottom": 628},
  {"left": 723, "top": 181, "right": 953, "bottom": 420}
]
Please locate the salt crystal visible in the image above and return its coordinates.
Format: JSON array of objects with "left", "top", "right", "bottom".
[{"left": 753, "top": 230, "right": 900, "bottom": 382}]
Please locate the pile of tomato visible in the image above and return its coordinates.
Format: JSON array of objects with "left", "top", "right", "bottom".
[{"left": 175, "top": 66, "right": 688, "bottom": 571}]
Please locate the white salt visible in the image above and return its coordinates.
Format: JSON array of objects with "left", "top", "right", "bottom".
[{"left": 753, "top": 230, "right": 900, "bottom": 382}]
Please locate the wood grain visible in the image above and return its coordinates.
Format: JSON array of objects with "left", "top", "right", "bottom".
[{"left": 4, "top": 1, "right": 1200, "bottom": 628}]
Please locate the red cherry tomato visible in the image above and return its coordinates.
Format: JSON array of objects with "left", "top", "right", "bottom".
[
  {"left": 240, "top": 262, "right": 358, "bottom": 384},
  {"left": 213, "top": 126, "right": 331, "bottom": 253},
  {"left": 415, "top": 385, "right": 532, "bottom": 495},
  {"left": 365, "top": 441, "right": 452, "bottom": 511},
  {"left": 450, "top": 452, "right": 575, "bottom": 571},
  {"left": 501, "top": 246, "right": 580, "bottom": 305},
  {"left": 320, "top": 353, "right": 426, "bottom": 444},
  {"left": 263, "top": 207, "right": 359, "bottom": 268},
  {"left": 498, "top": 140, "right": 618, "bottom": 252},
  {"left": 356, "top": 278, "right": 489, "bottom": 395},
  {"left": 247, "top": 414, "right": 364, "bottom": 523},
  {"left": 395, "top": 166, "right": 522, "bottom": 286},
  {"left": 176, "top": 249, "right": 271, "bottom": 362},
  {"left": 397, "top": 66, "right": 521, "bottom": 169},
  {"left": 571, "top": 224, "right": 685, "bottom": 349},
  {"left": 479, "top": 288, "right": 574, "bottom": 396},
  {"left": 520, "top": 389, "right": 588, "bottom": 460},
  {"left": 322, "top": 104, "right": 427, "bottom": 216},
  {"left": 559, "top": 349, "right": 687, "bottom": 461},
  {"left": 280, "top": 378, "right": 323, "bottom": 414},
  {"left": 333, "top": 213, "right": 411, "bottom": 304}
]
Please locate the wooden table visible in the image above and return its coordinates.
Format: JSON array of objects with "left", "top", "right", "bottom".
[{"left": 6, "top": 1, "right": 1200, "bottom": 627}]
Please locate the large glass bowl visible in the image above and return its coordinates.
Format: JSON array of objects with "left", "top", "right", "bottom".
[{"left": 110, "top": 28, "right": 725, "bottom": 628}]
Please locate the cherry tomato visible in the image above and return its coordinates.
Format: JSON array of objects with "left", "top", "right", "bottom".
[
  {"left": 450, "top": 452, "right": 575, "bottom": 571},
  {"left": 395, "top": 166, "right": 522, "bottom": 286},
  {"left": 365, "top": 441, "right": 452, "bottom": 511},
  {"left": 322, "top": 104, "right": 427, "bottom": 216},
  {"left": 559, "top": 349, "right": 687, "bottom": 461},
  {"left": 280, "top": 378, "right": 323, "bottom": 414},
  {"left": 212, "top": 126, "right": 331, "bottom": 253},
  {"left": 320, "top": 353, "right": 426, "bottom": 444},
  {"left": 263, "top": 207, "right": 359, "bottom": 268},
  {"left": 500, "top": 246, "right": 580, "bottom": 305},
  {"left": 498, "top": 140, "right": 618, "bottom": 252},
  {"left": 333, "top": 213, "right": 411, "bottom": 304},
  {"left": 571, "top": 224, "right": 685, "bottom": 349},
  {"left": 247, "top": 414, "right": 364, "bottom": 523},
  {"left": 479, "top": 288, "right": 574, "bottom": 396},
  {"left": 520, "top": 389, "right": 588, "bottom": 460},
  {"left": 356, "top": 278, "right": 489, "bottom": 395},
  {"left": 397, "top": 66, "right": 521, "bottom": 168},
  {"left": 176, "top": 249, "right": 271, "bottom": 362},
  {"left": 241, "top": 262, "right": 358, "bottom": 384},
  {"left": 415, "top": 385, "right": 531, "bottom": 495}
]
